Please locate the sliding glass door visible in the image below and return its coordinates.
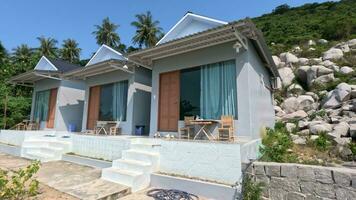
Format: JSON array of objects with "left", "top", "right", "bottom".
[{"left": 180, "top": 60, "right": 237, "bottom": 120}]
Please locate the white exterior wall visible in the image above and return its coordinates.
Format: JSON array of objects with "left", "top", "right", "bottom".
[
  {"left": 81, "top": 69, "right": 152, "bottom": 135},
  {"left": 32, "top": 79, "right": 85, "bottom": 131},
  {"left": 149, "top": 41, "right": 275, "bottom": 139},
  {"left": 158, "top": 140, "right": 242, "bottom": 184}
]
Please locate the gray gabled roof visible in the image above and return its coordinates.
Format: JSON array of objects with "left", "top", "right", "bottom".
[{"left": 46, "top": 58, "right": 82, "bottom": 73}]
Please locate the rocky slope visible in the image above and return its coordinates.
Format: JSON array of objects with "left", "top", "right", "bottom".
[{"left": 273, "top": 38, "right": 356, "bottom": 160}]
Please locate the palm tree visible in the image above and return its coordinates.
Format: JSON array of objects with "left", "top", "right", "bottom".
[
  {"left": 131, "top": 11, "right": 163, "bottom": 48},
  {"left": 60, "top": 39, "right": 81, "bottom": 63},
  {"left": 37, "top": 36, "right": 58, "bottom": 58},
  {"left": 12, "top": 44, "right": 33, "bottom": 64},
  {"left": 92, "top": 17, "right": 120, "bottom": 48},
  {"left": 0, "top": 41, "right": 7, "bottom": 64}
]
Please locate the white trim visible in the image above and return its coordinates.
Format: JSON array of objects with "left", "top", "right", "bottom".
[
  {"left": 34, "top": 56, "right": 58, "bottom": 71},
  {"left": 157, "top": 13, "right": 227, "bottom": 45},
  {"left": 86, "top": 44, "right": 127, "bottom": 66},
  {"left": 133, "top": 82, "right": 152, "bottom": 93},
  {"left": 33, "top": 73, "right": 62, "bottom": 81}
]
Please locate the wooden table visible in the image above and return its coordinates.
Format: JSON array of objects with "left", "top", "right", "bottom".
[{"left": 190, "top": 120, "right": 218, "bottom": 141}]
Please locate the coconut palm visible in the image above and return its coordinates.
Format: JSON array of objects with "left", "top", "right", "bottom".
[
  {"left": 131, "top": 11, "right": 163, "bottom": 48},
  {"left": 60, "top": 39, "right": 81, "bottom": 63},
  {"left": 36, "top": 36, "right": 58, "bottom": 58},
  {"left": 12, "top": 44, "right": 33, "bottom": 64},
  {"left": 92, "top": 17, "right": 120, "bottom": 48}
]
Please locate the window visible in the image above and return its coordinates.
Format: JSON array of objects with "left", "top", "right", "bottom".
[
  {"left": 98, "top": 80, "right": 128, "bottom": 121},
  {"left": 179, "top": 60, "right": 237, "bottom": 120},
  {"left": 33, "top": 90, "right": 50, "bottom": 121}
]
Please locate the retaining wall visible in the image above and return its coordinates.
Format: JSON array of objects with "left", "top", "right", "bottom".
[{"left": 247, "top": 162, "right": 356, "bottom": 200}]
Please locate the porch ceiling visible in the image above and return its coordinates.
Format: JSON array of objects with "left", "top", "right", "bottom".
[
  {"left": 64, "top": 59, "right": 135, "bottom": 80},
  {"left": 128, "top": 19, "right": 279, "bottom": 78},
  {"left": 7, "top": 70, "right": 61, "bottom": 87}
]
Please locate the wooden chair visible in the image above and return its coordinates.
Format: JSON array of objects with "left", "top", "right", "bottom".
[
  {"left": 179, "top": 116, "right": 195, "bottom": 139},
  {"left": 95, "top": 121, "right": 108, "bottom": 135},
  {"left": 107, "top": 122, "right": 121, "bottom": 136},
  {"left": 26, "top": 120, "right": 39, "bottom": 130},
  {"left": 218, "top": 115, "right": 235, "bottom": 141}
]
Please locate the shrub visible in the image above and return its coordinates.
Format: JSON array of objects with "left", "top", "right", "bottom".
[
  {"left": 349, "top": 142, "right": 356, "bottom": 156},
  {"left": 259, "top": 123, "right": 297, "bottom": 162},
  {"left": 313, "top": 132, "right": 332, "bottom": 151},
  {"left": 0, "top": 161, "right": 40, "bottom": 200},
  {"left": 309, "top": 109, "right": 326, "bottom": 120},
  {"left": 242, "top": 175, "right": 265, "bottom": 200}
]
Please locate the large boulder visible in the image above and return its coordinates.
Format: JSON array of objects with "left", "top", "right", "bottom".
[
  {"left": 281, "top": 97, "right": 298, "bottom": 113},
  {"left": 335, "top": 83, "right": 352, "bottom": 102},
  {"left": 281, "top": 95, "right": 315, "bottom": 113},
  {"left": 313, "top": 73, "right": 335, "bottom": 85},
  {"left": 323, "top": 48, "right": 343, "bottom": 60},
  {"left": 320, "top": 60, "right": 335, "bottom": 67},
  {"left": 340, "top": 66, "right": 354, "bottom": 75},
  {"left": 287, "top": 84, "right": 304, "bottom": 96},
  {"left": 332, "top": 122, "right": 350, "bottom": 137},
  {"left": 296, "top": 65, "right": 310, "bottom": 84},
  {"left": 347, "top": 39, "right": 356, "bottom": 48},
  {"left": 280, "top": 52, "right": 299, "bottom": 64},
  {"left": 278, "top": 67, "right": 295, "bottom": 86},
  {"left": 318, "top": 39, "right": 328, "bottom": 44},
  {"left": 309, "top": 121, "right": 332, "bottom": 134},
  {"left": 272, "top": 56, "right": 281, "bottom": 67},
  {"left": 282, "top": 110, "right": 308, "bottom": 121},
  {"left": 298, "top": 58, "right": 309, "bottom": 65}
]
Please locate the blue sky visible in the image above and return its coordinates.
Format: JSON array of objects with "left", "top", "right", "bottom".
[{"left": 0, "top": 0, "right": 330, "bottom": 59}]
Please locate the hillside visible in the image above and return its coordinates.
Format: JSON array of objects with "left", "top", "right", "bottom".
[{"left": 253, "top": 0, "right": 356, "bottom": 53}]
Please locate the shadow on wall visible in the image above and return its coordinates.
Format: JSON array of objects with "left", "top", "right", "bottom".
[{"left": 59, "top": 100, "right": 84, "bottom": 132}]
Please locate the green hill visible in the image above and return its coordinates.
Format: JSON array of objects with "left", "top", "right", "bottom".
[{"left": 253, "top": 0, "right": 356, "bottom": 48}]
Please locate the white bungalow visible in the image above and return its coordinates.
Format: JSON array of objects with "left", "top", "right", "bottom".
[
  {"left": 8, "top": 56, "right": 85, "bottom": 131},
  {"left": 65, "top": 45, "right": 152, "bottom": 135},
  {"left": 129, "top": 12, "right": 279, "bottom": 139}
]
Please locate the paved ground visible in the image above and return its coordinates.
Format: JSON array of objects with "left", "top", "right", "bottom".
[{"left": 0, "top": 153, "right": 129, "bottom": 200}]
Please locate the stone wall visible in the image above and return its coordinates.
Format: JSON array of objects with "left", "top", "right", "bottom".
[{"left": 247, "top": 162, "right": 356, "bottom": 200}]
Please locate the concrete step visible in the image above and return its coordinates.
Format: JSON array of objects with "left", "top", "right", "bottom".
[
  {"left": 122, "top": 150, "right": 159, "bottom": 167},
  {"left": 23, "top": 140, "right": 71, "bottom": 152},
  {"left": 23, "top": 151, "right": 57, "bottom": 162},
  {"left": 101, "top": 167, "right": 149, "bottom": 192},
  {"left": 113, "top": 159, "right": 152, "bottom": 173},
  {"left": 130, "top": 143, "right": 160, "bottom": 153}
]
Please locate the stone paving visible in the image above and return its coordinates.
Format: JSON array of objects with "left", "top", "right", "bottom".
[{"left": 0, "top": 153, "right": 130, "bottom": 200}]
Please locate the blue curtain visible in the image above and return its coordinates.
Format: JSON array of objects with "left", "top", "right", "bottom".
[
  {"left": 200, "top": 60, "right": 237, "bottom": 119},
  {"left": 113, "top": 80, "right": 128, "bottom": 121},
  {"left": 33, "top": 90, "right": 50, "bottom": 122}
]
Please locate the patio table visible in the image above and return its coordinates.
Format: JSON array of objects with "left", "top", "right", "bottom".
[{"left": 190, "top": 120, "right": 218, "bottom": 141}]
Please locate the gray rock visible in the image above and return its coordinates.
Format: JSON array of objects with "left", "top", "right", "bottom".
[
  {"left": 297, "top": 166, "right": 315, "bottom": 181},
  {"left": 331, "top": 65, "right": 340, "bottom": 72},
  {"left": 314, "top": 168, "right": 333, "bottom": 184},
  {"left": 287, "top": 192, "right": 306, "bottom": 200},
  {"left": 299, "top": 57, "right": 309, "bottom": 65},
  {"left": 350, "top": 124, "right": 356, "bottom": 138},
  {"left": 254, "top": 163, "right": 265, "bottom": 175},
  {"left": 282, "top": 110, "right": 308, "bottom": 121},
  {"left": 293, "top": 136, "right": 307, "bottom": 145},
  {"left": 297, "top": 95, "right": 316, "bottom": 112},
  {"left": 309, "top": 121, "right": 332, "bottom": 134},
  {"left": 280, "top": 165, "right": 297, "bottom": 178},
  {"left": 320, "top": 60, "right": 335, "bottom": 67},
  {"left": 338, "top": 43, "right": 350, "bottom": 53},
  {"left": 270, "top": 176, "right": 300, "bottom": 193},
  {"left": 287, "top": 84, "right": 304, "bottom": 96},
  {"left": 278, "top": 67, "right": 295, "bottom": 86},
  {"left": 310, "top": 135, "right": 319, "bottom": 140},
  {"left": 313, "top": 73, "right": 335, "bottom": 85},
  {"left": 298, "top": 120, "right": 310, "bottom": 129},
  {"left": 338, "top": 145, "right": 353, "bottom": 159},
  {"left": 296, "top": 65, "right": 310, "bottom": 84},
  {"left": 351, "top": 90, "right": 356, "bottom": 99},
  {"left": 306, "top": 92, "right": 319, "bottom": 101},
  {"left": 336, "top": 186, "right": 356, "bottom": 200},
  {"left": 323, "top": 48, "right": 344, "bottom": 60},
  {"left": 265, "top": 165, "right": 281, "bottom": 177},
  {"left": 314, "top": 65, "right": 334, "bottom": 76},
  {"left": 313, "top": 182, "right": 336, "bottom": 199},
  {"left": 347, "top": 38, "right": 356, "bottom": 48},
  {"left": 332, "top": 122, "right": 350, "bottom": 137},
  {"left": 282, "top": 97, "right": 299, "bottom": 113},
  {"left": 318, "top": 39, "right": 328, "bottom": 44},
  {"left": 310, "top": 58, "right": 323, "bottom": 65},
  {"left": 286, "top": 123, "right": 297, "bottom": 133},
  {"left": 335, "top": 83, "right": 352, "bottom": 102},
  {"left": 280, "top": 52, "right": 299, "bottom": 64},
  {"left": 272, "top": 55, "right": 281, "bottom": 67},
  {"left": 333, "top": 170, "right": 352, "bottom": 187},
  {"left": 300, "top": 129, "right": 310, "bottom": 136},
  {"left": 340, "top": 66, "right": 354, "bottom": 75}
]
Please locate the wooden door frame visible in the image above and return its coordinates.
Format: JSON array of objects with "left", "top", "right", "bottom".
[
  {"left": 87, "top": 86, "right": 101, "bottom": 130},
  {"left": 157, "top": 70, "right": 180, "bottom": 132},
  {"left": 46, "top": 88, "right": 58, "bottom": 128}
]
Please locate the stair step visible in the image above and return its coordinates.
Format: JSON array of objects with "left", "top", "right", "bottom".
[
  {"left": 130, "top": 143, "right": 160, "bottom": 153},
  {"left": 122, "top": 150, "right": 159, "bottom": 165},
  {"left": 113, "top": 159, "right": 152, "bottom": 173},
  {"left": 23, "top": 151, "right": 56, "bottom": 162},
  {"left": 101, "top": 167, "right": 149, "bottom": 192}
]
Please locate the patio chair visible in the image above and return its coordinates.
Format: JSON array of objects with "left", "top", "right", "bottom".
[
  {"left": 218, "top": 115, "right": 235, "bottom": 141},
  {"left": 95, "top": 121, "right": 108, "bottom": 135},
  {"left": 179, "top": 116, "right": 195, "bottom": 139},
  {"left": 26, "top": 120, "right": 39, "bottom": 131},
  {"left": 107, "top": 122, "right": 121, "bottom": 136}
]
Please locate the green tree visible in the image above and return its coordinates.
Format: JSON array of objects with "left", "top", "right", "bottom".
[
  {"left": 60, "top": 39, "right": 81, "bottom": 63},
  {"left": 12, "top": 44, "right": 33, "bottom": 64},
  {"left": 273, "top": 4, "right": 290, "bottom": 14},
  {"left": 0, "top": 41, "right": 7, "bottom": 64},
  {"left": 131, "top": 11, "right": 163, "bottom": 48},
  {"left": 36, "top": 36, "right": 58, "bottom": 58},
  {"left": 92, "top": 17, "right": 120, "bottom": 48}
]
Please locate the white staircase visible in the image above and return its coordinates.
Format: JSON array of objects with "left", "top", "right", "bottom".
[
  {"left": 21, "top": 136, "right": 71, "bottom": 162},
  {"left": 101, "top": 139, "right": 160, "bottom": 192}
]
